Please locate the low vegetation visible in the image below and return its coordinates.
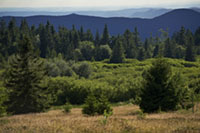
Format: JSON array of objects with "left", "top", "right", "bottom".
[{"left": 0, "top": 105, "right": 200, "bottom": 133}]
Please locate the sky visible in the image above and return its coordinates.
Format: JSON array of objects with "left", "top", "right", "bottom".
[{"left": 0, "top": 0, "right": 200, "bottom": 10}]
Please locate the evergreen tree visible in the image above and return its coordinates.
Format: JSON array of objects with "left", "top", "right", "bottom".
[
  {"left": 110, "top": 39, "right": 125, "bottom": 63},
  {"left": 97, "top": 94, "right": 112, "bottom": 115},
  {"left": 82, "top": 94, "right": 98, "bottom": 116},
  {"left": 144, "top": 39, "right": 152, "bottom": 59},
  {"left": 153, "top": 45, "right": 159, "bottom": 58},
  {"left": 140, "top": 58, "right": 186, "bottom": 113},
  {"left": 194, "top": 27, "right": 200, "bottom": 46},
  {"left": 73, "top": 31, "right": 80, "bottom": 49},
  {"left": 133, "top": 27, "right": 141, "bottom": 47},
  {"left": 137, "top": 48, "right": 145, "bottom": 61},
  {"left": 79, "top": 26, "right": 84, "bottom": 41},
  {"left": 85, "top": 29, "right": 93, "bottom": 42},
  {"left": 4, "top": 35, "right": 49, "bottom": 114},
  {"left": 20, "top": 19, "right": 30, "bottom": 36},
  {"left": 123, "top": 29, "right": 136, "bottom": 58},
  {"left": 185, "top": 35, "right": 196, "bottom": 61},
  {"left": 178, "top": 26, "right": 186, "bottom": 45},
  {"left": 101, "top": 24, "right": 110, "bottom": 45},
  {"left": 95, "top": 30, "right": 100, "bottom": 46},
  {"left": 164, "top": 38, "right": 173, "bottom": 58}
]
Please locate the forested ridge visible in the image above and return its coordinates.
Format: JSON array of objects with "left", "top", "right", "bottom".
[{"left": 0, "top": 18, "right": 200, "bottom": 63}]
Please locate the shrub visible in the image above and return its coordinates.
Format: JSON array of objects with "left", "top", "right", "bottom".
[
  {"left": 63, "top": 102, "right": 72, "bottom": 113},
  {"left": 82, "top": 93, "right": 112, "bottom": 116},
  {"left": 82, "top": 94, "right": 98, "bottom": 116},
  {"left": 0, "top": 87, "right": 7, "bottom": 117},
  {"left": 95, "top": 45, "right": 112, "bottom": 61},
  {"left": 96, "top": 94, "right": 113, "bottom": 115},
  {"left": 73, "top": 62, "right": 92, "bottom": 78}
]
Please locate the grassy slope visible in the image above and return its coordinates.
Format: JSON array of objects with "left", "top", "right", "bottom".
[{"left": 0, "top": 105, "right": 200, "bottom": 133}]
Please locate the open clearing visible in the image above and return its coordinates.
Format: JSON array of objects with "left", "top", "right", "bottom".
[{"left": 0, "top": 105, "right": 200, "bottom": 133}]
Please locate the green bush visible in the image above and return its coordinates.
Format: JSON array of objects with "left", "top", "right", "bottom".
[
  {"left": 96, "top": 94, "right": 112, "bottom": 115},
  {"left": 63, "top": 102, "right": 72, "bottom": 113},
  {"left": 0, "top": 87, "right": 7, "bottom": 117},
  {"left": 72, "top": 62, "right": 92, "bottom": 78},
  {"left": 82, "top": 93, "right": 112, "bottom": 116},
  {"left": 82, "top": 94, "right": 98, "bottom": 116}
]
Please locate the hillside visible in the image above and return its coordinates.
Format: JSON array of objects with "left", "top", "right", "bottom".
[{"left": 1, "top": 9, "right": 200, "bottom": 39}]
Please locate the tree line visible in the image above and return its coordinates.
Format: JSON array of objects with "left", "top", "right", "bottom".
[{"left": 0, "top": 18, "right": 200, "bottom": 65}]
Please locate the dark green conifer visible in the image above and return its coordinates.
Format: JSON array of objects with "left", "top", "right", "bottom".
[
  {"left": 140, "top": 58, "right": 186, "bottom": 113},
  {"left": 4, "top": 35, "right": 49, "bottom": 114},
  {"left": 110, "top": 39, "right": 125, "bottom": 63}
]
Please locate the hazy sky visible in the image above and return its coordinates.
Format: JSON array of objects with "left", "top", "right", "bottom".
[{"left": 0, "top": 0, "right": 200, "bottom": 9}]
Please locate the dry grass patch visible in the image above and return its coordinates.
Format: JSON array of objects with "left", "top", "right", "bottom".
[{"left": 0, "top": 105, "right": 200, "bottom": 133}]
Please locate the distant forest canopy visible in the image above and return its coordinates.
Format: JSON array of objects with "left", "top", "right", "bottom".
[{"left": 0, "top": 18, "right": 200, "bottom": 64}]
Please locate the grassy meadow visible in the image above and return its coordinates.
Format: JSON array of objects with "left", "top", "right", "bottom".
[{"left": 0, "top": 104, "right": 200, "bottom": 133}]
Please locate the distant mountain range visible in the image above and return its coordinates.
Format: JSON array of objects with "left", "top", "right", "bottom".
[
  {"left": 1, "top": 9, "right": 200, "bottom": 39},
  {"left": 0, "top": 7, "right": 200, "bottom": 18}
]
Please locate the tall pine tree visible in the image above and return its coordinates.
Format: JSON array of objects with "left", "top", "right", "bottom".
[
  {"left": 101, "top": 24, "right": 110, "bottom": 45},
  {"left": 185, "top": 35, "right": 196, "bottom": 62},
  {"left": 4, "top": 35, "right": 50, "bottom": 114},
  {"left": 140, "top": 58, "right": 187, "bottom": 113},
  {"left": 110, "top": 39, "right": 125, "bottom": 63}
]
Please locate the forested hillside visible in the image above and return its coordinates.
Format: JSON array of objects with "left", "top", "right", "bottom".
[{"left": 0, "top": 18, "right": 200, "bottom": 64}]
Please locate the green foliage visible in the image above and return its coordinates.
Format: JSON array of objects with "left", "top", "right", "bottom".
[
  {"left": 140, "top": 58, "right": 188, "bottom": 113},
  {"left": 82, "top": 94, "right": 98, "bottom": 116},
  {"left": 185, "top": 36, "right": 196, "bottom": 61},
  {"left": 101, "top": 109, "right": 113, "bottom": 125},
  {"left": 82, "top": 93, "right": 112, "bottom": 116},
  {"left": 110, "top": 39, "right": 125, "bottom": 63},
  {"left": 95, "top": 45, "right": 112, "bottom": 61},
  {"left": 0, "top": 87, "right": 7, "bottom": 116},
  {"left": 45, "top": 57, "right": 75, "bottom": 77},
  {"left": 4, "top": 36, "right": 50, "bottom": 114},
  {"left": 96, "top": 94, "right": 113, "bottom": 115},
  {"left": 72, "top": 62, "right": 93, "bottom": 78},
  {"left": 79, "top": 41, "right": 95, "bottom": 61},
  {"left": 101, "top": 24, "right": 110, "bottom": 45},
  {"left": 63, "top": 102, "right": 72, "bottom": 113}
]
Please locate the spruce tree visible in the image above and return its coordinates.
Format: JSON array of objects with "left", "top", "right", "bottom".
[
  {"left": 185, "top": 36, "right": 196, "bottom": 62},
  {"left": 133, "top": 27, "right": 141, "bottom": 47},
  {"left": 110, "top": 39, "right": 125, "bottom": 63},
  {"left": 95, "top": 30, "right": 100, "bottom": 46},
  {"left": 101, "top": 24, "right": 110, "bottom": 45},
  {"left": 164, "top": 38, "right": 173, "bottom": 58},
  {"left": 4, "top": 35, "right": 49, "bottom": 114},
  {"left": 153, "top": 45, "right": 159, "bottom": 58},
  {"left": 137, "top": 48, "right": 145, "bottom": 61},
  {"left": 140, "top": 58, "right": 186, "bottom": 113}
]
